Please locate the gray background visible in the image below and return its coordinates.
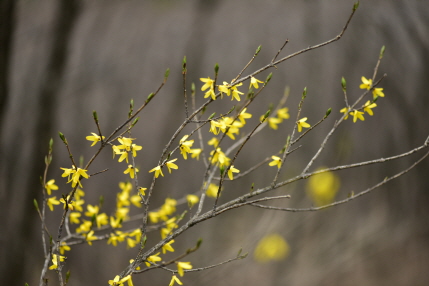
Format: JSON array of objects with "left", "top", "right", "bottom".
[{"left": 1, "top": 0, "right": 429, "bottom": 285}]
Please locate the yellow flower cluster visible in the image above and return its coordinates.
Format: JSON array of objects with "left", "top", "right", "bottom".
[
  {"left": 341, "top": 76, "right": 385, "bottom": 123},
  {"left": 260, "top": 107, "right": 291, "bottom": 130}
]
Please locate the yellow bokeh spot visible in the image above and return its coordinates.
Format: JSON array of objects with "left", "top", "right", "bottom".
[
  {"left": 254, "top": 234, "right": 289, "bottom": 263},
  {"left": 306, "top": 167, "right": 340, "bottom": 206}
]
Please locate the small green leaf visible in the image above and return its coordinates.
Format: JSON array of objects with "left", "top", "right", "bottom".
[
  {"left": 255, "top": 45, "right": 262, "bottom": 55},
  {"left": 208, "top": 112, "right": 216, "bottom": 120},
  {"left": 261, "top": 110, "right": 271, "bottom": 122},
  {"left": 92, "top": 110, "right": 98, "bottom": 122},
  {"left": 196, "top": 238, "right": 203, "bottom": 248},
  {"left": 302, "top": 87, "right": 307, "bottom": 98},
  {"left": 146, "top": 93, "right": 155, "bottom": 103},
  {"left": 379, "top": 45, "right": 386, "bottom": 59},
  {"left": 65, "top": 270, "right": 71, "bottom": 283},
  {"left": 325, "top": 108, "right": 332, "bottom": 117},
  {"left": 164, "top": 68, "right": 170, "bottom": 80},
  {"left": 33, "top": 199, "right": 39, "bottom": 211}
]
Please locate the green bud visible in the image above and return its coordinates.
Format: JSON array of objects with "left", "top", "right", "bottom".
[
  {"left": 208, "top": 112, "right": 216, "bottom": 120},
  {"left": 265, "top": 73, "right": 273, "bottom": 84},
  {"left": 373, "top": 95, "right": 379, "bottom": 103},
  {"left": 146, "top": 93, "right": 155, "bottom": 103},
  {"left": 191, "top": 82, "right": 196, "bottom": 95},
  {"left": 255, "top": 45, "right": 262, "bottom": 55},
  {"left": 25, "top": 283, "right": 29, "bottom": 286},
  {"left": 44, "top": 155, "right": 48, "bottom": 165},
  {"left": 99, "top": 195, "right": 104, "bottom": 207},
  {"left": 353, "top": 1, "right": 359, "bottom": 11},
  {"left": 302, "top": 87, "right": 307, "bottom": 98},
  {"left": 261, "top": 110, "right": 271, "bottom": 122},
  {"left": 49, "top": 138, "right": 53, "bottom": 150},
  {"left": 58, "top": 132, "right": 67, "bottom": 144},
  {"left": 130, "top": 99, "right": 134, "bottom": 110},
  {"left": 214, "top": 63, "right": 219, "bottom": 74},
  {"left": 65, "top": 271, "right": 71, "bottom": 283},
  {"left": 33, "top": 199, "right": 39, "bottom": 211},
  {"left": 341, "top": 77, "right": 347, "bottom": 91},
  {"left": 325, "top": 108, "right": 332, "bottom": 117},
  {"left": 219, "top": 165, "right": 225, "bottom": 176},
  {"left": 237, "top": 248, "right": 242, "bottom": 257},
  {"left": 196, "top": 238, "right": 203, "bottom": 248},
  {"left": 141, "top": 235, "right": 147, "bottom": 248},
  {"left": 201, "top": 106, "right": 206, "bottom": 115},
  {"left": 379, "top": 45, "right": 385, "bottom": 59},
  {"left": 92, "top": 110, "right": 98, "bottom": 122},
  {"left": 164, "top": 68, "right": 170, "bottom": 80},
  {"left": 182, "top": 56, "right": 187, "bottom": 72},
  {"left": 131, "top": 117, "right": 139, "bottom": 127},
  {"left": 250, "top": 182, "right": 254, "bottom": 193}
]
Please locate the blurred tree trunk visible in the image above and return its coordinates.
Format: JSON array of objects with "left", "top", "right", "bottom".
[{"left": 0, "top": 0, "right": 81, "bottom": 284}]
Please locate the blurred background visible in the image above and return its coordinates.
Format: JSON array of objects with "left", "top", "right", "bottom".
[{"left": 1, "top": 0, "right": 429, "bottom": 285}]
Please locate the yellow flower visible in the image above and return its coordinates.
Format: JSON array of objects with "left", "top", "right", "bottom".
[
  {"left": 96, "top": 213, "right": 109, "bottom": 228},
  {"left": 218, "top": 81, "right": 231, "bottom": 97},
  {"left": 45, "top": 179, "right": 58, "bottom": 195},
  {"left": 69, "top": 212, "right": 81, "bottom": 224},
  {"left": 76, "top": 220, "right": 91, "bottom": 233},
  {"left": 169, "top": 275, "right": 183, "bottom": 286},
  {"left": 49, "top": 254, "right": 66, "bottom": 270},
  {"left": 124, "top": 165, "right": 138, "bottom": 179},
  {"left": 177, "top": 261, "right": 193, "bottom": 277},
  {"left": 85, "top": 230, "right": 98, "bottom": 245},
  {"left": 268, "top": 156, "right": 282, "bottom": 169},
  {"left": 238, "top": 108, "right": 252, "bottom": 124},
  {"left": 254, "top": 234, "right": 289, "bottom": 263},
  {"left": 230, "top": 83, "right": 243, "bottom": 101},
  {"left": 204, "top": 88, "right": 216, "bottom": 100},
  {"left": 131, "top": 144, "right": 142, "bottom": 157},
  {"left": 70, "top": 168, "right": 89, "bottom": 188},
  {"left": 277, "top": 107, "right": 290, "bottom": 120},
  {"left": 130, "top": 194, "right": 142, "bottom": 208},
  {"left": 59, "top": 242, "right": 71, "bottom": 255},
  {"left": 190, "top": 148, "right": 202, "bottom": 160},
  {"left": 297, "top": 117, "right": 311, "bottom": 132},
  {"left": 60, "top": 166, "right": 76, "bottom": 181},
  {"left": 74, "top": 188, "right": 85, "bottom": 200},
  {"left": 340, "top": 107, "right": 350, "bottom": 120},
  {"left": 85, "top": 204, "right": 99, "bottom": 217},
  {"left": 149, "top": 165, "right": 163, "bottom": 178},
  {"left": 351, "top": 110, "right": 365, "bottom": 122},
  {"left": 180, "top": 135, "right": 194, "bottom": 159},
  {"left": 206, "top": 183, "right": 221, "bottom": 198},
  {"left": 372, "top": 87, "right": 384, "bottom": 99},
  {"left": 359, "top": 76, "right": 372, "bottom": 90},
  {"left": 86, "top": 132, "right": 105, "bottom": 146},
  {"left": 207, "top": 137, "right": 219, "bottom": 148},
  {"left": 249, "top": 76, "right": 264, "bottom": 89},
  {"left": 162, "top": 239, "right": 175, "bottom": 254},
  {"left": 59, "top": 196, "right": 75, "bottom": 211},
  {"left": 306, "top": 167, "right": 340, "bottom": 206},
  {"left": 110, "top": 216, "right": 122, "bottom": 229},
  {"left": 227, "top": 165, "right": 240, "bottom": 180},
  {"left": 145, "top": 252, "right": 162, "bottom": 267},
  {"left": 200, "top": 77, "right": 214, "bottom": 91},
  {"left": 363, "top": 100, "right": 377, "bottom": 116},
  {"left": 166, "top": 159, "right": 179, "bottom": 173},
  {"left": 267, "top": 117, "right": 282, "bottom": 130},
  {"left": 187, "top": 194, "right": 199, "bottom": 208},
  {"left": 46, "top": 197, "right": 60, "bottom": 211},
  {"left": 108, "top": 275, "right": 134, "bottom": 286}
]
